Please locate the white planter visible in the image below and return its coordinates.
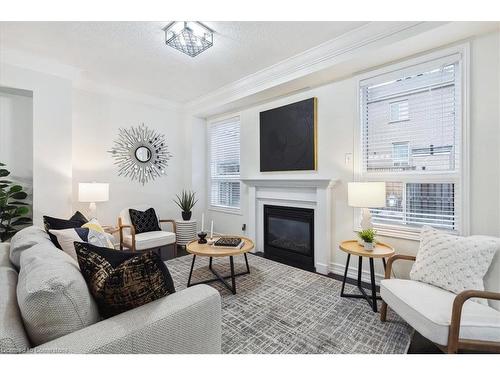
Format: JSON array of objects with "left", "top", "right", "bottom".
[{"left": 363, "top": 242, "right": 374, "bottom": 251}]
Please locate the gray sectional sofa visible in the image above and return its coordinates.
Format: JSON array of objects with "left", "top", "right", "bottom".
[{"left": 0, "top": 226, "right": 222, "bottom": 354}]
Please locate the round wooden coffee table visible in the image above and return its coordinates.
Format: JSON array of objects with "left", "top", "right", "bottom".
[
  {"left": 338, "top": 240, "right": 395, "bottom": 312},
  {"left": 186, "top": 236, "right": 255, "bottom": 294}
]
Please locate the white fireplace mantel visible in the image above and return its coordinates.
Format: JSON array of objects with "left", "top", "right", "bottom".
[
  {"left": 240, "top": 178, "right": 336, "bottom": 189},
  {"left": 241, "top": 177, "right": 337, "bottom": 275}
]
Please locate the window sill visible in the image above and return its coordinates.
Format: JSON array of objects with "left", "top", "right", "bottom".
[
  {"left": 372, "top": 227, "right": 421, "bottom": 241},
  {"left": 209, "top": 206, "right": 242, "bottom": 216},
  {"left": 354, "top": 225, "right": 421, "bottom": 241}
]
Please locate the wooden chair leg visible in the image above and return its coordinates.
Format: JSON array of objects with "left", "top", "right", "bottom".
[
  {"left": 380, "top": 301, "right": 388, "bottom": 322},
  {"left": 447, "top": 337, "right": 459, "bottom": 354}
]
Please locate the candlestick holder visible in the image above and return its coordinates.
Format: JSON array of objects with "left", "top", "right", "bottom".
[{"left": 197, "top": 231, "right": 207, "bottom": 244}]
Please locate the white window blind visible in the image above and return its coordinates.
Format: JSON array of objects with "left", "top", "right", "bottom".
[
  {"left": 389, "top": 100, "right": 409, "bottom": 122},
  {"left": 209, "top": 117, "right": 241, "bottom": 210},
  {"left": 359, "top": 54, "right": 463, "bottom": 235}
]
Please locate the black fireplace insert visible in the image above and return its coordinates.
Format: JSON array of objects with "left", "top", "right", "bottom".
[{"left": 263, "top": 205, "right": 314, "bottom": 271}]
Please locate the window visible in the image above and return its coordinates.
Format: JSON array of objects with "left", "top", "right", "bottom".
[
  {"left": 389, "top": 100, "right": 409, "bottom": 122},
  {"left": 209, "top": 116, "right": 241, "bottom": 210},
  {"left": 392, "top": 142, "right": 410, "bottom": 167},
  {"left": 358, "top": 51, "right": 466, "bottom": 237}
]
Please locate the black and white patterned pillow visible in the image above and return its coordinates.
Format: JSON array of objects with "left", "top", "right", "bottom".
[
  {"left": 43, "top": 211, "right": 88, "bottom": 249},
  {"left": 75, "top": 242, "right": 175, "bottom": 318},
  {"left": 129, "top": 208, "right": 161, "bottom": 234}
]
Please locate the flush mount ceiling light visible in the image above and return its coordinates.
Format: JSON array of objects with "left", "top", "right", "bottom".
[{"left": 163, "top": 21, "right": 214, "bottom": 57}]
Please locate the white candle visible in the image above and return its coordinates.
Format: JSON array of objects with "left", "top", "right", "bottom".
[
  {"left": 201, "top": 213, "right": 205, "bottom": 232},
  {"left": 210, "top": 220, "right": 213, "bottom": 239}
]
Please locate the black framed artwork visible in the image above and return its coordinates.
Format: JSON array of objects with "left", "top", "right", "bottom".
[{"left": 259, "top": 97, "right": 317, "bottom": 172}]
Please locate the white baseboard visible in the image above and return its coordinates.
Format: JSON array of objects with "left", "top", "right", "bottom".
[
  {"left": 247, "top": 251, "right": 383, "bottom": 284},
  {"left": 329, "top": 262, "right": 384, "bottom": 285},
  {"left": 315, "top": 262, "right": 329, "bottom": 275}
]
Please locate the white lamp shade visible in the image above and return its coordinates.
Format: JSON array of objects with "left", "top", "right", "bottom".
[
  {"left": 348, "top": 182, "right": 386, "bottom": 208},
  {"left": 78, "top": 183, "right": 109, "bottom": 203}
]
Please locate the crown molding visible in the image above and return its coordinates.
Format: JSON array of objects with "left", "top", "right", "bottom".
[
  {"left": 184, "top": 21, "right": 447, "bottom": 116},
  {"left": 0, "top": 47, "right": 181, "bottom": 111},
  {"left": 0, "top": 48, "right": 82, "bottom": 81},
  {"left": 73, "top": 78, "right": 182, "bottom": 112}
]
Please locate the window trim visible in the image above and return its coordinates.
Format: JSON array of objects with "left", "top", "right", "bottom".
[
  {"left": 207, "top": 115, "right": 242, "bottom": 214},
  {"left": 353, "top": 44, "right": 470, "bottom": 240}
]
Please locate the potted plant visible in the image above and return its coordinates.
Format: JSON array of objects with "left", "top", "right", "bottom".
[
  {"left": 173, "top": 190, "right": 198, "bottom": 220},
  {"left": 358, "top": 228, "right": 376, "bottom": 251},
  {"left": 0, "top": 163, "right": 32, "bottom": 242}
]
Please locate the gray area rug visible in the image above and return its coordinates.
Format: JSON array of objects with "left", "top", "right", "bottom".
[{"left": 166, "top": 253, "right": 413, "bottom": 354}]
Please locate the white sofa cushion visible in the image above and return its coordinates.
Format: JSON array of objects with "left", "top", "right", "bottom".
[
  {"left": 123, "top": 231, "right": 175, "bottom": 251},
  {"left": 410, "top": 226, "right": 499, "bottom": 304},
  {"left": 381, "top": 278, "right": 500, "bottom": 346},
  {"left": 17, "top": 243, "right": 100, "bottom": 346}
]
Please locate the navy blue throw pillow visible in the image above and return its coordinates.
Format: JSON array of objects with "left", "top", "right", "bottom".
[{"left": 43, "top": 211, "right": 88, "bottom": 249}]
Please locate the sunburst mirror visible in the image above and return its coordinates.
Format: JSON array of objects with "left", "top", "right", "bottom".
[{"left": 108, "top": 124, "right": 172, "bottom": 184}]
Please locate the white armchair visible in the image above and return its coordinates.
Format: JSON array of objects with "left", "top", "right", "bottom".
[
  {"left": 380, "top": 251, "right": 500, "bottom": 353},
  {"left": 117, "top": 205, "right": 176, "bottom": 253}
]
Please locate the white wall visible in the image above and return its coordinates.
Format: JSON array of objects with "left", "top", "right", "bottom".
[
  {"left": 469, "top": 32, "right": 500, "bottom": 235},
  {"left": 0, "top": 88, "right": 33, "bottom": 216},
  {"left": 182, "top": 114, "right": 207, "bottom": 230},
  {"left": 71, "top": 88, "right": 195, "bottom": 226},
  {"left": 0, "top": 89, "right": 33, "bottom": 181},
  {"left": 206, "top": 30, "right": 500, "bottom": 280},
  {"left": 0, "top": 63, "right": 73, "bottom": 225}
]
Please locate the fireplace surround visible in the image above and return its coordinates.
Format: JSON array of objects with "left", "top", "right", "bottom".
[
  {"left": 241, "top": 178, "right": 336, "bottom": 274},
  {"left": 264, "top": 205, "right": 315, "bottom": 271}
]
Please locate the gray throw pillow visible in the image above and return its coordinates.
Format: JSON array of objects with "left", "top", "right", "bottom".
[{"left": 16, "top": 243, "right": 100, "bottom": 346}]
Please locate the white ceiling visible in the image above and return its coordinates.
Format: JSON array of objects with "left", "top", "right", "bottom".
[{"left": 0, "top": 21, "right": 367, "bottom": 103}]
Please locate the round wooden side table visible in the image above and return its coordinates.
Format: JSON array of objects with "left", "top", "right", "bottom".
[
  {"left": 338, "top": 240, "right": 395, "bottom": 312},
  {"left": 186, "top": 236, "right": 255, "bottom": 294}
]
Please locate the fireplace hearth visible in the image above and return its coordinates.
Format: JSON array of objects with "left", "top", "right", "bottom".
[{"left": 264, "top": 205, "right": 315, "bottom": 272}]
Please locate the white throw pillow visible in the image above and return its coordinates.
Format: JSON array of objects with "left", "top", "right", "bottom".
[
  {"left": 410, "top": 226, "right": 499, "bottom": 304},
  {"left": 49, "top": 227, "right": 113, "bottom": 262}
]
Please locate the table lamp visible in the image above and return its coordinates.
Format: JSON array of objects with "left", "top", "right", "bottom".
[
  {"left": 348, "top": 182, "right": 386, "bottom": 230},
  {"left": 78, "top": 182, "right": 109, "bottom": 219}
]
